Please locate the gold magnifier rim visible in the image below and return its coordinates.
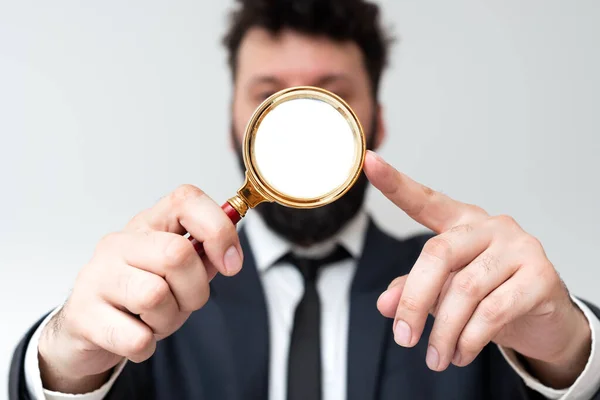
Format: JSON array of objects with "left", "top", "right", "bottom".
[{"left": 241, "top": 86, "right": 366, "bottom": 209}]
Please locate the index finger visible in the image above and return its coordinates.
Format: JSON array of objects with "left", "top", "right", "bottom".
[
  {"left": 363, "top": 151, "right": 488, "bottom": 233},
  {"left": 124, "top": 184, "right": 243, "bottom": 277}
]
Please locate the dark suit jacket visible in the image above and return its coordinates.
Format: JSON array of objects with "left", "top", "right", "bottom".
[{"left": 10, "top": 221, "right": 600, "bottom": 399}]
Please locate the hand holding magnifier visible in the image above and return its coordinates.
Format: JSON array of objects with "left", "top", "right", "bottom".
[{"left": 190, "top": 86, "right": 366, "bottom": 255}]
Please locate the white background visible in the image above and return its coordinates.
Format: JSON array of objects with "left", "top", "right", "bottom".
[{"left": 1, "top": 1, "right": 599, "bottom": 397}]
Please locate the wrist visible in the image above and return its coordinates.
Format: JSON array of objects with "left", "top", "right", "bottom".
[
  {"left": 557, "top": 304, "right": 591, "bottom": 365},
  {"left": 38, "top": 315, "right": 114, "bottom": 394},
  {"left": 39, "top": 349, "right": 113, "bottom": 394},
  {"left": 525, "top": 302, "right": 591, "bottom": 388}
]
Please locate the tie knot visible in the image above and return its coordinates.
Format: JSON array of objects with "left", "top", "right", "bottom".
[{"left": 282, "top": 246, "right": 351, "bottom": 282}]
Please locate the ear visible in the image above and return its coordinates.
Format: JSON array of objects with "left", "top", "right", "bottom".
[
  {"left": 228, "top": 123, "right": 236, "bottom": 151},
  {"left": 228, "top": 99, "right": 236, "bottom": 151},
  {"left": 373, "top": 103, "right": 386, "bottom": 150}
]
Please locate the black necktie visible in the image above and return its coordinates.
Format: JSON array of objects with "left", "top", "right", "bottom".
[{"left": 283, "top": 246, "right": 351, "bottom": 400}]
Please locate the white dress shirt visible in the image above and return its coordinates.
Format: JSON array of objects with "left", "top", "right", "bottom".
[{"left": 25, "top": 211, "right": 600, "bottom": 400}]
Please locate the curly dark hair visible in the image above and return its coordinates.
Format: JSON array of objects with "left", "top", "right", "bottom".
[{"left": 222, "top": 0, "right": 394, "bottom": 98}]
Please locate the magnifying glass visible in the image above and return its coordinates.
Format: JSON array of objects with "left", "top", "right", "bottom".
[{"left": 190, "top": 86, "right": 366, "bottom": 255}]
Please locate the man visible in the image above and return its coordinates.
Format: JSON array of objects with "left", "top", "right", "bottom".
[{"left": 9, "top": 0, "right": 600, "bottom": 399}]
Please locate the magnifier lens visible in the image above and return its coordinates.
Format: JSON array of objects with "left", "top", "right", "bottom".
[
  {"left": 190, "top": 87, "right": 365, "bottom": 256},
  {"left": 253, "top": 97, "right": 359, "bottom": 200}
]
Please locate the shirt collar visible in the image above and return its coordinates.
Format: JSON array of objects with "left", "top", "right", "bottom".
[{"left": 242, "top": 208, "right": 369, "bottom": 273}]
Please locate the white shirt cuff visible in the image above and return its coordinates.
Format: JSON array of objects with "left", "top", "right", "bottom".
[
  {"left": 24, "top": 306, "right": 127, "bottom": 400},
  {"left": 498, "top": 296, "right": 600, "bottom": 400}
]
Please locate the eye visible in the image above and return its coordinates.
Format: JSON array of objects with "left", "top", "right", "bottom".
[
  {"left": 256, "top": 91, "right": 277, "bottom": 102},
  {"left": 334, "top": 92, "right": 351, "bottom": 101},
  {"left": 323, "top": 87, "right": 352, "bottom": 102}
]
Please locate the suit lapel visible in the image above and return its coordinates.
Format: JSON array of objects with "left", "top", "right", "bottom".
[
  {"left": 347, "top": 221, "right": 421, "bottom": 400},
  {"left": 210, "top": 228, "right": 270, "bottom": 400},
  {"left": 208, "top": 221, "right": 428, "bottom": 400}
]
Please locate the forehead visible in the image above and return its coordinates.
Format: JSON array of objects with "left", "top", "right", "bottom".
[{"left": 235, "top": 27, "right": 367, "bottom": 85}]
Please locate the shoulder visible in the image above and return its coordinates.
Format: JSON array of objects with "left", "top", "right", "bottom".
[{"left": 9, "top": 312, "right": 50, "bottom": 400}]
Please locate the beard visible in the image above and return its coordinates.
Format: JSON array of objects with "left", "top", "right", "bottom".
[{"left": 232, "top": 116, "right": 377, "bottom": 247}]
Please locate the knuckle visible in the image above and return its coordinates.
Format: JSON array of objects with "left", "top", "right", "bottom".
[
  {"left": 466, "top": 204, "right": 487, "bottom": 216},
  {"left": 221, "top": 221, "right": 238, "bottom": 242},
  {"left": 479, "top": 292, "right": 515, "bottom": 324},
  {"left": 104, "top": 324, "right": 118, "bottom": 349},
  {"left": 127, "top": 329, "right": 154, "bottom": 356},
  {"left": 476, "top": 253, "right": 498, "bottom": 274},
  {"left": 118, "top": 271, "right": 134, "bottom": 310},
  {"left": 96, "top": 232, "right": 122, "bottom": 253},
  {"left": 387, "top": 276, "right": 405, "bottom": 290},
  {"left": 204, "top": 217, "right": 237, "bottom": 245},
  {"left": 457, "top": 331, "right": 484, "bottom": 356},
  {"left": 491, "top": 214, "right": 520, "bottom": 231},
  {"left": 449, "top": 224, "right": 474, "bottom": 234},
  {"left": 480, "top": 301, "right": 503, "bottom": 324},
  {"left": 454, "top": 272, "right": 479, "bottom": 298},
  {"left": 183, "top": 283, "right": 211, "bottom": 312},
  {"left": 406, "top": 185, "right": 433, "bottom": 218},
  {"left": 422, "top": 236, "right": 453, "bottom": 263},
  {"left": 427, "top": 330, "right": 446, "bottom": 349},
  {"left": 399, "top": 295, "right": 421, "bottom": 313},
  {"left": 198, "top": 285, "right": 211, "bottom": 309},
  {"left": 170, "top": 184, "right": 204, "bottom": 207},
  {"left": 519, "top": 234, "right": 544, "bottom": 254},
  {"left": 126, "top": 209, "right": 152, "bottom": 231},
  {"left": 138, "top": 277, "right": 170, "bottom": 310},
  {"left": 162, "top": 235, "right": 195, "bottom": 271}
]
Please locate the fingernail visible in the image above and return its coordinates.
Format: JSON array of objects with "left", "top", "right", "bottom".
[
  {"left": 426, "top": 346, "right": 440, "bottom": 371},
  {"left": 224, "top": 246, "right": 242, "bottom": 275},
  {"left": 377, "top": 290, "right": 388, "bottom": 304},
  {"left": 452, "top": 349, "right": 461, "bottom": 365},
  {"left": 368, "top": 150, "right": 384, "bottom": 163},
  {"left": 394, "top": 320, "right": 412, "bottom": 346}
]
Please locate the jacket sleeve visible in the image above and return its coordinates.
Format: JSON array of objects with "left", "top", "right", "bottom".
[
  {"left": 582, "top": 300, "right": 600, "bottom": 399},
  {"left": 8, "top": 313, "right": 154, "bottom": 400},
  {"left": 503, "top": 299, "right": 600, "bottom": 400},
  {"left": 9, "top": 314, "right": 47, "bottom": 400}
]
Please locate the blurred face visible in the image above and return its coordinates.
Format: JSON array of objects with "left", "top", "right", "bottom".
[
  {"left": 232, "top": 27, "right": 382, "bottom": 146},
  {"left": 231, "top": 27, "right": 385, "bottom": 245}
]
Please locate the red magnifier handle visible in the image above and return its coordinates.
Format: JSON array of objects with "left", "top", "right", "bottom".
[{"left": 189, "top": 201, "right": 243, "bottom": 256}]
